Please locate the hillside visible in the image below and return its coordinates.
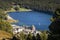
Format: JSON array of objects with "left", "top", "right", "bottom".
[
  {"left": 0, "top": 0, "right": 60, "bottom": 12},
  {"left": 0, "top": 30, "right": 12, "bottom": 40}
]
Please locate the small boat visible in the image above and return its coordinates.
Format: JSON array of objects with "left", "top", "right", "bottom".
[{"left": 39, "top": 23, "right": 41, "bottom": 25}]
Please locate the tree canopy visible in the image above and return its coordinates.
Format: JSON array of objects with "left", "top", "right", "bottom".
[{"left": 0, "top": 0, "right": 60, "bottom": 12}]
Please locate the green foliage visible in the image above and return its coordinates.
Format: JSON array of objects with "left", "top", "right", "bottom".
[
  {"left": 51, "top": 8, "right": 60, "bottom": 22},
  {"left": 32, "top": 35, "right": 36, "bottom": 40},
  {"left": 14, "top": 32, "right": 42, "bottom": 40},
  {"left": 0, "top": 0, "right": 12, "bottom": 10},
  {"left": 0, "top": 9, "right": 7, "bottom": 20},
  {"left": 14, "top": 7, "right": 19, "bottom": 11},
  {"left": 49, "top": 8, "right": 60, "bottom": 34},
  {"left": 0, "top": 19, "right": 12, "bottom": 34},
  {"left": 0, "top": 0, "right": 60, "bottom": 11},
  {"left": 49, "top": 19, "right": 60, "bottom": 34},
  {"left": 48, "top": 8, "right": 60, "bottom": 40},
  {"left": 0, "top": 9, "right": 13, "bottom": 34},
  {"left": 36, "top": 33, "right": 41, "bottom": 40},
  {"left": 40, "top": 31, "right": 48, "bottom": 40},
  {"left": 11, "top": 36, "right": 20, "bottom": 40},
  {"left": 13, "top": 32, "right": 27, "bottom": 40},
  {"left": 26, "top": 33, "right": 33, "bottom": 40},
  {"left": 19, "top": 32, "right": 26, "bottom": 40}
]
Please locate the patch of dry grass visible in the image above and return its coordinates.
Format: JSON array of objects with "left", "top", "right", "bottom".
[{"left": 0, "top": 30, "right": 12, "bottom": 40}]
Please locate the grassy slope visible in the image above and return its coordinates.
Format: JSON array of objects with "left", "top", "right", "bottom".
[
  {"left": 19, "top": 8, "right": 32, "bottom": 11},
  {"left": 5, "top": 7, "right": 32, "bottom": 13},
  {"left": 0, "top": 30, "right": 12, "bottom": 40}
]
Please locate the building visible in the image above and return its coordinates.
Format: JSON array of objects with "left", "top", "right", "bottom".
[
  {"left": 12, "top": 25, "right": 42, "bottom": 35},
  {"left": 12, "top": 25, "right": 24, "bottom": 34}
]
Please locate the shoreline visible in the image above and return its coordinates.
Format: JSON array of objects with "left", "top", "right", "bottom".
[
  {"left": 6, "top": 15, "right": 18, "bottom": 23},
  {"left": 5, "top": 7, "right": 32, "bottom": 23},
  {"left": 5, "top": 7, "right": 52, "bottom": 30},
  {"left": 4, "top": 8, "right": 32, "bottom": 13}
]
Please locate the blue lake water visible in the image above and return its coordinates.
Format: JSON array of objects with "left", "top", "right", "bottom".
[{"left": 9, "top": 11, "right": 52, "bottom": 30}]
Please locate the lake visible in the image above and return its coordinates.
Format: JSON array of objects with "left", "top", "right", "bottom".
[{"left": 9, "top": 11, "right": 52, "bottom": 30}]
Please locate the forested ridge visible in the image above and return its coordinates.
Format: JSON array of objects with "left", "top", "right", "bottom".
[{"left": 0, "top": 0, "right": 60, "bottom": 12}]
